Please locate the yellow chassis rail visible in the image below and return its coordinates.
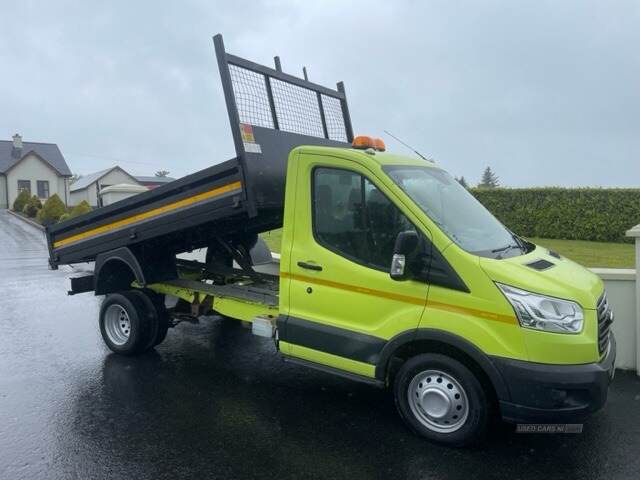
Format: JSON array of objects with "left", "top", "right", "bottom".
[{"left": 144, "top": 281, "right": 279, "bottom": 323}]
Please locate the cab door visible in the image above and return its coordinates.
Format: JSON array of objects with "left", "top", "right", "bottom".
[{"left": 280, "top": 153, "right": 431, "bottom": 377}]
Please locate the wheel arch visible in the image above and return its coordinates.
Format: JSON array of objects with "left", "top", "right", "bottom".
[
  {"left": 94, "top": 247, "right": 146, "bottom": 295},
  {"left": 376, "top": 329, "right": 509, "bottom": 402}
]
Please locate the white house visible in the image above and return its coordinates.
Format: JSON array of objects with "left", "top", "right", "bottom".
[
  {"left": 69, "top": 166, "right": 142, "bottom": 207},
  {"left": 0, "top": 134, "right": 72, "bottom": 209}
]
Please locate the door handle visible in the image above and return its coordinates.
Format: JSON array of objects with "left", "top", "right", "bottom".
[{"left": 297, "top": 261, "right": 323, "bottom": 271}]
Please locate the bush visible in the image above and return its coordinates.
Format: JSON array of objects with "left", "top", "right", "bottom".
[
  {"left": 22, "top": 195, "right": 42, "bottom": 218},
  {"left": 471, "top": 188, "right": 640, "bottom": 243},
  {"left": 38, "top": 194, "right": 66, "bottom": 225},
  {"left": 69, "top": 200, "right": 92, "bottom": 219},
  {"left": 58, "top": 213, "right": 71, "bottom": 223},
  {"left": 31, "top": 195, "right": 43, "bottom": 209},
  {"left": 13, "top": 189, "right": 31, "bottom": 212}
]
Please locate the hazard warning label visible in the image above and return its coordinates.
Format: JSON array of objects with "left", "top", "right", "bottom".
[{"left": 240, "top": 123, "right": 255, "bottom": 143}]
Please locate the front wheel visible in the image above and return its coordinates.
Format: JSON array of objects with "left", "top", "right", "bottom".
[{"left": 393, "top": 353, "right": 490, "bottom": 447}]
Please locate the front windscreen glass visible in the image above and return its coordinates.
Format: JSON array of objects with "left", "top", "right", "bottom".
[{"left": 384, "top": 166, "right": 524, "bottom": 258}]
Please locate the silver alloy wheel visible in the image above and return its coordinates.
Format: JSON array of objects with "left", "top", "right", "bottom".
[
  {"left": 104, "top": 304, "right": 131, "bottom": 346},
  {"left": 407, "top": 369, "right": 469, "bottom": 433}
]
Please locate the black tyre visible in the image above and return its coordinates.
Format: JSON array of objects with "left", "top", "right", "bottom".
[
  {"left": 393, "top": 353, "right": 490, "bottom": 447},
  {"left": 149, "top": 292, "right": 169, "bottom": 346},
  {"left": 130, "top": 289, "right": 169, "bottom": 348},
  {"left": 99, "top": 291, "right": 152, "bottom": 355}
]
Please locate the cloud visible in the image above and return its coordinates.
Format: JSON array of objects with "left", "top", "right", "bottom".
[{"left": 1, "top": 0, "right": 638, "bottom": 186}]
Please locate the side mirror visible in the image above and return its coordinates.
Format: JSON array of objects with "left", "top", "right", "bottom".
[{"left": 390, "top": 230, "right": 419, "bottom": 281}]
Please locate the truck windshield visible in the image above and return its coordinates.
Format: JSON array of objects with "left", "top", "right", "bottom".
[{"left": 384, "top": 166, "right": 523, "bottom": 258}]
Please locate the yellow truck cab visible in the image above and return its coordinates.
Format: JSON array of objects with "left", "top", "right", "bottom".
[
  {"left": 275, "top": 139, "right": 615, "bottom": 445},
  {"left": 46, "top": 35, "right": 615, "bottom": 447}
]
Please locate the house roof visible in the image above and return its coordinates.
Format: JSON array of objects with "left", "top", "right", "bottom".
[
  {"left": 0, "top": 140, "right": 72, "bottom": 176},
  {"left": 70, "top": 168, "right": 112, "bottom": 191},
  {"left": 70, "top": 166, "right": 139, "bottom": 192},
  {"left": 134, "top": 175, "right": 176, "bottom": 184}
]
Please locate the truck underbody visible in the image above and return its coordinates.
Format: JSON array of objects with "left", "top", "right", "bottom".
[{"left": 148, "top": 258, "right": 280, "bottom": 324}]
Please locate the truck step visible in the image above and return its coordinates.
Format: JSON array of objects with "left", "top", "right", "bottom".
[{"left": 251, "top": 316, "right": 275, "bottom": 338}]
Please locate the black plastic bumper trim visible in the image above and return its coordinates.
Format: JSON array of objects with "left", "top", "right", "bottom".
[
  {"left": 283, "top": 356, "right": 385, "bottom": 388},
  {"left": 278, "top": 315, "right": 386, "bottom": 365},
  {"left": 491, "top": 334, "right": 616, "bottom": 423}
]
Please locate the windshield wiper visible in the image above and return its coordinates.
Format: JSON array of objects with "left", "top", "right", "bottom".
[
  {"left": 491, "top": 244, "right": 521, "bottom": 257},
  {"left": 509, "top": 231, "right": 527, "bottom": 253},
  {"left": 492, "top": 231, "right": 527, "bottom": 258}
]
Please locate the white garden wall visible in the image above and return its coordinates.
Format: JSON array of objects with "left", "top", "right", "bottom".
[{"left": 592, "top": 268, "right": 636, "bottom": 371}]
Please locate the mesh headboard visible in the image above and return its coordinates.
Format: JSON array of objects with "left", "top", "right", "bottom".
[{"left": 213, "top": 34, "right": 354, "bottom": 217}]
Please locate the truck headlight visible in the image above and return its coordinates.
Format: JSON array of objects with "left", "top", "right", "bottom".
[{"left": 497, "top": 283, "right": 584, "bottom": 334}]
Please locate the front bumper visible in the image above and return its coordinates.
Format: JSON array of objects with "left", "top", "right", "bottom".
[{"left": 492, "top": 334, "right": 616, "bottom": 423}]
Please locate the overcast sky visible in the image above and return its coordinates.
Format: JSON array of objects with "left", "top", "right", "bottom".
[{"left": 1, "top": 1, "right": 638, "bottom": 187}]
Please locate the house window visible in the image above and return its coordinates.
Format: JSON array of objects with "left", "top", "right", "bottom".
[
  {"left": 17, "top": 180, "right": 31, "bottom": 194},
  {"left": 37, "top": 180, "right": 50, "bottom": 199}
]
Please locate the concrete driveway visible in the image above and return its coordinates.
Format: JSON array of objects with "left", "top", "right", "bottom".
[{"left": 0, "top": 209, "right": 639, "bottom": 480}]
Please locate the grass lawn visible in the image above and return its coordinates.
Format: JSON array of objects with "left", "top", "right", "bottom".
[
  {"left": 261, "top": 229, "right": 634, "bottom": 269},
  {"left": 528, "top": 238, "right": 634, "bottom": 269}
]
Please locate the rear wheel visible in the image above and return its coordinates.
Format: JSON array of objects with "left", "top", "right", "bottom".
[
  {"left": 99, "top": 291, "right": 151, "bottom": 355},
  {"left": 393, "top": 353, "right": 489, "bottom": 447},
  {"left": 130, "top": 289, "right": 169, "bottom": 348}
]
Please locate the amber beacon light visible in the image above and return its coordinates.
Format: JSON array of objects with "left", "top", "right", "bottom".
[{"left": 352, "top": 135, "right": 386, "bottom": 152}]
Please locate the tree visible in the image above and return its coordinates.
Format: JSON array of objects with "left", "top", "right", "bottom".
[
  {"left": 38, "top": 194, "right": 66, "bottom": 225},
  {"left": 456, "top": 176, "right": 469, "bottom": 189},
  {"left": 155, "top": 170, "right": 170, "bottom": 177},
  {"left": 69, "top": 200, "right": 92, "bottom": 219},
  {"left": 23, "top": 195, "right": 42, "bottom": 218},
  {"left": 12, "top": 189, "right": 31, "bottom": 212},
  {"left": 478, "top": 166, "right": 499, "bottom": 188}
]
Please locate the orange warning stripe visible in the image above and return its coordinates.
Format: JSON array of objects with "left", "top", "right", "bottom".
[{"left": 281, "top": 272, "right": 516, "bottom": 325}]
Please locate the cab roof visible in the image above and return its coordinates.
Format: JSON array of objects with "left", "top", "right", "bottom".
[{"left": 296, "top": 144, "right": 438, "bottom": 169}]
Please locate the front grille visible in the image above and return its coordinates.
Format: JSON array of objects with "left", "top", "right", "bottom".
[{"left": 596, "top": 292, "right": 614, "bottom": 355}]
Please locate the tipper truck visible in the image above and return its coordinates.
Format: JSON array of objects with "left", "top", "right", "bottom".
[{"left": 46, "top": 34, "right": 616, "bottom": 446}]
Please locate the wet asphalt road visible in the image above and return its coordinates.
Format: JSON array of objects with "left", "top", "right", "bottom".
[{"left": 1, "top": 210, "right": 640, "bottom": 480}]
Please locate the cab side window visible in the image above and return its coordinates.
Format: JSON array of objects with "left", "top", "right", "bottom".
[{"left": 313, "top": 167, "right": 415, "bottom": 270}]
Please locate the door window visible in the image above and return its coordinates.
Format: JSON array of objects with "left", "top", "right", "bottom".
[{"left": 313, "top": 167, "right": 415, "bottom": 270}]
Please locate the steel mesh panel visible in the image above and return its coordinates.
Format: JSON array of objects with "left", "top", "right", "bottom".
[
  {"left": 271, "top": 78, "right": 325, "bottom": 138},
  {"left": 228, "top": 62, "right": 348, "bottom": 140},
  {"left": 229, "top": 64, "right": 274, "bottom": 129},
  {"left": 321, "top": 94, "right": 348, "bottom": 142}
]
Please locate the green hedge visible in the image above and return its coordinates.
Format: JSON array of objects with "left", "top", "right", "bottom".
[{"left": 471, "top": 188, "right": 640, "bottom": 243}]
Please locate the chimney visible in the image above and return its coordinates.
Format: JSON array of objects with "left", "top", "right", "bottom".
[{"left": 12, "top": 133, "right": 23, "bottom": 149}]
